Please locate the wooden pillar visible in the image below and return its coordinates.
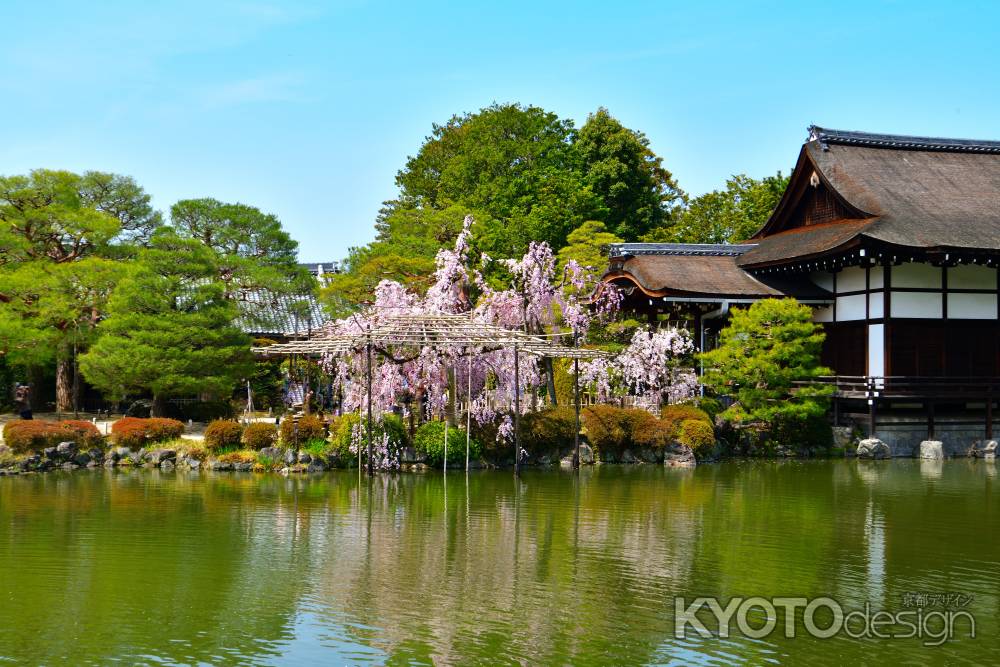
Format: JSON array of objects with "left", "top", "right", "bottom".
[
  {"left": 927, "top": 400, "right": 935, "bottom": 440},
  {"left": 513, "top": 345, "right": 521, "bottom": 476},
  {"left": 466, "top": 351, "right": 472, "bottom": 472},
  {"left": 366, "top": 339, "right": 373, "bottom": 476},
  {"left": 573, "top": 333, "right": 581, "bottom": 470},
  {"left": 987, "top": 387, "right": 994, "bottom": 440}
]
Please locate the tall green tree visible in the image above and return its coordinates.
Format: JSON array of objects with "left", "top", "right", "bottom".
[
  {"left": 556, "top": 220, "right": 623, "bottom": 275},
  {"left": 170, "top": 198, "right": 310, "bottom": 296},
  {"left": 79, "top": 231, "right": 251, "bottom": 416},
  {"left": 170, "top": 198, "right": 314, "bottom": 335},
  {"left": 390, "top": 102, "right": 605, "bottom": 256},
  {"left": 650, "top": 172, "right": 789, "bottom": 244},
  {"left": 0, "top": 169, "right": 161, "bottom": 410},
  {"left": 575, "top": 108, "right": 685, "bottom": 240},
  {"left": 698, "top": 298, "right": 832, "bottom": 425}
]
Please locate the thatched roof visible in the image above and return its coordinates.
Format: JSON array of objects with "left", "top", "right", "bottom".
[
  {"left": 602, "top": 244, "right": 830, "bottom": 302},
  {"left": 739, "top": 126, "right": 1000, "bottom": 267}
]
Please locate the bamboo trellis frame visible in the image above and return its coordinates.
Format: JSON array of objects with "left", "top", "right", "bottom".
[{"left": 252, "top": 312, "right": 611, "bottom": 474}]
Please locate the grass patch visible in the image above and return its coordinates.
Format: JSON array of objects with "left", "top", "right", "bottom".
[
  {"left": 216, "top": 450, "right": 258, "bottom": 465},
  {"left": 303, "top": 438, "right": 333, "bottom": 458}
]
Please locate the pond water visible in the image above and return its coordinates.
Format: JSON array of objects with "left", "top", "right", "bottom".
[{"left": 0, "top": 461, "right": 997, "bottom": 665}]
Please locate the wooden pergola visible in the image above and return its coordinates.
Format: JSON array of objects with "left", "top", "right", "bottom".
[{"left": 253, "top": 312, "right": 610, "bottom": 474}]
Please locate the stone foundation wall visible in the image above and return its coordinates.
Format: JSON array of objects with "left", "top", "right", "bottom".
[{"left": 867, "top": 420, "right": 1000, "bottom": 457}]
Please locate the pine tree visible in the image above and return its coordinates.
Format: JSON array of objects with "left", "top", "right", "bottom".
[{"left": 79, "top": 230, "right": 251, "bottom": 415}]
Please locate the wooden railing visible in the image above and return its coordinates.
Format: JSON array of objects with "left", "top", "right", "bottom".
[{"left": 793, "top": 375, "right": 1000, "bottom": 440}]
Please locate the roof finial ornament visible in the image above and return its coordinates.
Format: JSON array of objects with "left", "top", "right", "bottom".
[{"left": 808, "top": 125, "right": 830, "bottom": 150}]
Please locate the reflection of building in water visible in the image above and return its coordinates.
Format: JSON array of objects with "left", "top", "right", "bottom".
[{"left": 864, "top": 500, "right": 886, "bottom": 605}]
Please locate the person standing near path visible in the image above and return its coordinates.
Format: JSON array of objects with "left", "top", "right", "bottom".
[{"left": 13, "top": 383, "right": 32, "bottom": 420}]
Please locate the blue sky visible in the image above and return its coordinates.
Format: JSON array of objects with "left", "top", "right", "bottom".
[{"left": 2, "top": 1, "right": 998, "bottom": 262}]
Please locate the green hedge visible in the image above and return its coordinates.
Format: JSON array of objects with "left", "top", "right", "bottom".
[{"left": 414, "top": 420, "right": 481, "bottom": 466}]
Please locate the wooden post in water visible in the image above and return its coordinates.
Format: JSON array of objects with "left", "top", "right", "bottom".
[
  {"left": 513, "top": 344, "right": 521, "bottom": 476},
  {"left": 927, "top": 400, "right": 936, "bottom": 440},
  {"left": 466, "top": 351, "right": 472, "bottom": 472},
  {"left": 987, "top": 386, "right": 994, "bottom": 440},
  {"left": 573, "top": 331, "right": 581, "bottom": 471},
  {"left": 366, "top": 338, "right": 373, "bottom": 476}
]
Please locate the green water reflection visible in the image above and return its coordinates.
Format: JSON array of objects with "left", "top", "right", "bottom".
[{"left": 0, "top": 461, "right": 997, "bottom": 665}]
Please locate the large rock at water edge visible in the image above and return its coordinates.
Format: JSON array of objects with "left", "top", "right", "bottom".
[
  {"left": 663, "top": 443, "right": 696, "bottom": 468},
  {"left": 919, "top": 440, "right": 945, "bottom": 460},
  {"left": 971, "top": 440, "right": 997, "bottom": 459},
  {"left": 856, "top": 438, "right": 890, "bottom": 460}
]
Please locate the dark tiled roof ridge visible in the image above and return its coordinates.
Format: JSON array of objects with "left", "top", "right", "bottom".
[
  {"left": 608, "top": 242, "right": 757, "bottom": 257},
  {"left": 809, "top": 125, "right": 1000, "bottom": 154}
]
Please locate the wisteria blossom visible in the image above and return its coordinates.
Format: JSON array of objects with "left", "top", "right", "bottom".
[
  {"left": 578, "top": 326, "right": 699, "bottom": 407},
  {"left": 321, "top": 217, "right": 618, "bottom": 444}
]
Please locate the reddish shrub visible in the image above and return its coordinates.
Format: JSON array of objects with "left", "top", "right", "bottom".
[
  {"left": 204, "top": 420, "right": 244, "bottom": 452},
  {"left": 111, "top": 417, "right": 185, "bottom": 448},
  {"left": 279, "top": 414, "right": 325, "bottom": 446},
  {"left": 242, "top": 422, "right": 277, "bottom": 450},
  {"left": 2, "top": 420, "right": 105, "bottom": 454}
]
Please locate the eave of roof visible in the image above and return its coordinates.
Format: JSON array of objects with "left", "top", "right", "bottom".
[
  {"left": 601, "top": 252, "right": 831, "bottom": 301},
  {"left": 809, "top": 125, "right": 1000, "bottom": 154}
]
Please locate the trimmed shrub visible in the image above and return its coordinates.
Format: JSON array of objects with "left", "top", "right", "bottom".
[
  {"left": 520, "top": 406, "right": 577, "bottom": 458},
  {"left": 204, "top": 420, "right": 244, "bottom": 452},
  {"left": 660, "top": 404, "right": 712, "bottom": 438},
  {"left": 582, "top": 404, "right": 628, "bottom": 458},
  {"left": 631, "top": 412, "right": 673, "bottom": 449},
  {"left": 54, "top": 420, "right": 104, "bottom": 449},
  {"left": 328, "top": 414, "right": 408, "bottom": 466},
  {"left": 2, "top": 420, "right": 105, "bottom": 454},
  {"left": 111, "top": 417, "right": 185, "bottom": 449},
  {"left": 679, "top": 419, "right": 716, "bottom": 458},
  {"left": 414, "top": 420, "right": 481, "bottom": 466},
  {"left": 241, "top": 422, "right": 277, "bottom": 450},
  {"left": 279, "top": 414, "right": 325, "bottom": 447},
  {"left": 216, "top": 450, "right": 258, "bottom": 465}
]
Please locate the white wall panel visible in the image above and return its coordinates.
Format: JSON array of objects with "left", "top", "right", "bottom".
[
  {"left": 868, "top": 324, "right": 885, "bottom": 376},
  {"left": 948, "top": 293, "right": 998, "bottom": 319},
  {"left": 869, "top": 265, "right": 884, "bottom": 290},
  {"left": 869, "top": 291, "right": 884, "bottom": 318},
  {"left": 948, "top": 264, "right": 996, "bottom": 290},
  {"left": 837, "top": 266, "right": 867, "bottom": 293},
  {"left": 893, "top": 262, "right": 942, "bottom": 289},
  {"left": 836, "top": 294, "right": 867, "bottom": 321},
  {"left": 891, "top": 291, "right": 942, "bottom": 318}
]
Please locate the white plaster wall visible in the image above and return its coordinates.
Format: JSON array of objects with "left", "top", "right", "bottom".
[
  {"left": 868, "top": 324, "right": 885, "bottom": 376},
  {"left": 891, "top": 291, "right": 942, "bottom": 318},
  {"left": 869, "top": 291, "right": 884, "bottom": 318},
  {"left": 948, "top": 293, "right": 998, "bottom": 319},
  {"left": 892, "top": 262, "right": 942, "bottom": 288},
  {"left": 837, "top": 266, "right": 867, "bottom": 292},
  {"left": 836, "top": 294, "right": 867, "bottom": 321},
  {"left": 869, "top": 265, "right": 884, "bottom": 289},
  {"left": 948, "top": 264, "right": 996, "bottom": 290}
]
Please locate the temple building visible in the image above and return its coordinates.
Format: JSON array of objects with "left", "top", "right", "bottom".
[{"left": 599, "top": 126, "right": 1000, "bottom": 454}]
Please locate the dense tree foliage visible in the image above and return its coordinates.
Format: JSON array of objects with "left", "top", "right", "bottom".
[
  {"left": 575, "top": 108, "right": 684, "bottom": 239},
  {"left": 649, "top": 172, "right": 789, "bottom": 244},
  {"left": 325, "top": 104, "right": 687, "bottom": 311},
  {"left": 0, "top": 170, "right": 160, "bottom": 409},
  {"left": 79, "top": 231, "right": 252, "bottom": 415},
  {"left": 170, "top": 198, "right": 311, "bottom": 296},
  {"left": 556, "top": 220, "right": 623, "bottom": 275},
  {"left": 698, "top": 299, "right": 832, "bottom": 424}
]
